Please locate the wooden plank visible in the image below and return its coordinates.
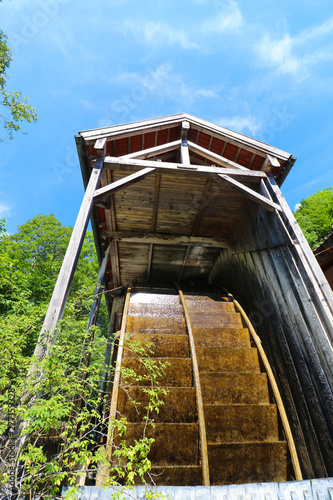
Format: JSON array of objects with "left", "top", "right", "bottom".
[
  {"left": 217, "top": 174, "right": 282, "bottom": 212},
  {"left": 188, "top": 140, "right": 247, "bottom": 170},
  {"left": 181, "top": 121, "right": 191, "bottom": 166},
  {"left": 260, "top": 249, "right": 333, "bottom": 475},
  {"left": 261, "top": 153, "right": 280, "bottom": 172},
  {"left": 232, "top": 297, "right": 302, "bottom": 481},
  {"left": 267, "top": 177, "right": 333, "bottom": 320},
  {"left": 87, "top": 241, "right": 111, "bottom": 330},
  {"left": 191, "top": 179, "right": 212, "bottom": 236},
  {"left": 120, "top": 139, "right": 181, "bottom": 160},
  {"left": 177, "top": 286, "right": 210, "bottom": 485},
  {"left": 110, "top": 239, "right": 120, "bottom": 288},
  {"left": 101, "top": 156, "right": 266, "bottom": 182},
  {"left": 146, "top": 243, "right": 153, "bottom": 282},
  {"left": 94, "top": 167, "right": 156, "bottom": 201},
  {"left": 104, "top": 231, "right": 227, "bottom": 247},
  {"left": 34, "top": 159, "right": 104, "bottom": 361},
  {"left": 151, "top": 173, "right": 161, "bottom": 232},
  {"left": 94, "top": 137, "right": 106, "bottom": 156},
  {"left": 104, "top": 170, "right": 119, "bottom": 288},
  {"left": 177, "top": 245, "right": 191, "bottom": 283}
]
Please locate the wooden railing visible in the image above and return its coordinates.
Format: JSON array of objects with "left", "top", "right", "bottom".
[
  {"left": 230, "top": 294, "right": 303, "bottom": 481},
  {"left": 176, "top": 285, "right": 210, "bottom": 486}
]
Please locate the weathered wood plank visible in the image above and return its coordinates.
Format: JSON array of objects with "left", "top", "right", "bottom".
[
  {"left": 261, "top": 153, "right": 280, "bottom": 172},
  {"left": 94, "top": 167, "right": 156, "bottom": 201},
  {"left": 188, "top": 140, "right": 248, "bottom": 170},
  {"left": 268, "top": 177, "right": 333, "bottom": 316},
  {"left": 217, "top": 174, "right": 282, "bottom": 212},
  {"left": 232, "top": 296, "right": 302, "bottom": 480},
  {"left": 104, "top": 231, "right": 227, "bottom": 247},
  {"left": 181, "top": 121, "right": 190, "bottom": 166},
  {"left": 120, "top": 139, "right": 181, "bottom": 160},
  {"left": 101, "top": 156, "right": 266, "bottom": 182},
  {"left": 151, "top": 173, "right": 161, "bottom": 232}
]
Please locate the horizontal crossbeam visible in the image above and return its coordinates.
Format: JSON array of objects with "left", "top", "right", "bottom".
[
  {"left": 103, "top": 231, "right": 228, "bottom": 247},
  {"left": 100, "top": 156, "right": 266, "bottom": 182}
]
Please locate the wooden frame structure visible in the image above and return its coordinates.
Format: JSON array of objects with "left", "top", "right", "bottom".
[{"left": 36, "top": 113, "right": 333, "bottom": 483}]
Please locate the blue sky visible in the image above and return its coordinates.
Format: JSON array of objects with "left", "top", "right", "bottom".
[{"left": 1, "top": 0, "right": 333, "bottom": 233}]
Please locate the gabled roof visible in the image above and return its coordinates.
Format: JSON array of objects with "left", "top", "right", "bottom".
[
  {"left": 78, "top": 113, "right": 295, "bottom": 185},
  {"left": 75, "top": 113, "right": 296, "bottom": 296}
]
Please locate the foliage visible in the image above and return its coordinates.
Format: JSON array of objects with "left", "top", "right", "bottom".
[
  {"left": 294, "top": 186, "right": 333, "bottom": 250},
  {"left": 0, "top": 215, "right": 168, "bottom": 499},
  {"left": 0, "top": 30, "right": 37, "bottom": 141}
]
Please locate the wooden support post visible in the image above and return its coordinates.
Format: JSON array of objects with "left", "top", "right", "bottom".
[
  {"left": 261, "top": 153, "right": 280, "bottom": 173},
  {"left": 34, "top": 159, "right": 104, "bottom": 361},
  {"left": 81, "top": 241, "right": 111, "bottom": 371},
  {"left": 181, "top": 120, "right": 190, "bottom": 165},
  {"left": 146, "top": 242, "right": 153, "bottom": 282},
  {"left": 87, "top": 241, "right": 111, "bottom": 330}
]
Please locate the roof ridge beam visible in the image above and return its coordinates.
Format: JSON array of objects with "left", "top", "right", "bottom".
[{"left": 188, "top": 141, "right": 248, "bottom": 171}]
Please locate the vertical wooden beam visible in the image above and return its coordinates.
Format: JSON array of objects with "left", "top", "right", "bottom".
[
  {"left": 104, "top": 170, "right": 120, "bottom": 288},
  {"left": 146, "top": 243, "right": 153, "bottom": 282},
  {"left": 248, "top": 152, "right": 256, "bottom": 169},
  {"left": 234, "top": 147, "right": 241, "bottom": 163},
  {"left": 181, "top": 120, "right": 190, "bottom": 165},
  {"left": 110, "top": 239, "right": 120, "bottom": 288},
  {"left": 191, "top": 179, "right": 212, "bottom": 236},
  {"left": 34, "top": 159, "right": 104, "bottom": 361},
  {"left": 151, "top": 173, "right": 160, "bottom": 232},
  {"left": 177, "top": 245, "right": 191, "bottom": 283},
  {"left": 86, "top": 241, "right": 111, "bottom": 330}
]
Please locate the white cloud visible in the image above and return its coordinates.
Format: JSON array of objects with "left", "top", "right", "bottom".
[
  {"left": 256, "top": 34, "right": 308, "bottom": 82},
  {"left": 0, "top": 201, "right": 12, "bottom": 218},
  {"left": 204, "top": 1, "right": 243, "bottom": 32},
  {"left": 216, "top": 115, "right": 263, "bottom": 136},
  {"left": 123, "top": 21, "right": 199, "bottom": 50},
  {"left": 255, "top": 15, "right": 333, "bottom": 82}
]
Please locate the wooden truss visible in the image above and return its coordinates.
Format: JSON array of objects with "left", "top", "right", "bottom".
[{"left": 35, "top": 129, "right": 285, "bottom": 356}]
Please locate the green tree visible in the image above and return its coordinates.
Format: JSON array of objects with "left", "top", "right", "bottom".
[
  {"left": 0, "top": 30, "right": 37, "bottom": 141},
  {"left": 294, "top": 187, "right": 333, "bottom": 250},
  {"left": 0, "top": 215, "right": 167, "bottom": 499}
]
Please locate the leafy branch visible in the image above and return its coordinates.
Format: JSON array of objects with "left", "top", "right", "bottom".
[{"left": 0, "top": 30, "right": 37, "bottom": 141}]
